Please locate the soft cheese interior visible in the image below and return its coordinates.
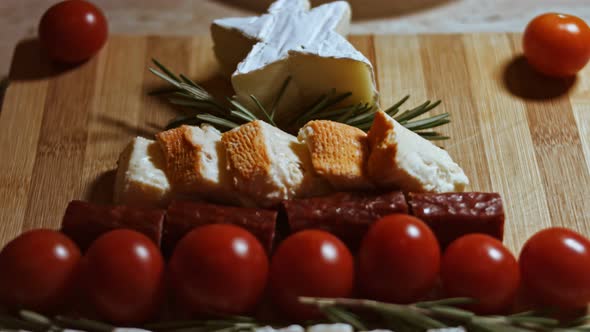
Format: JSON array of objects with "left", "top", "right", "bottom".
[
  {"left": 114, "top": 137, "right": 171, "bottom": 207},
  {"left": 155, "top": 125, "right": 236, "bottom": 205},
  {"left": 211, "top": 0, "right": 378, "bottom": 126},
  {"left": 221, "top": 120, "right": 329, "bottom": 207},
  {"left": 367, "top": 111, "right": 469, "bottom": 193}
]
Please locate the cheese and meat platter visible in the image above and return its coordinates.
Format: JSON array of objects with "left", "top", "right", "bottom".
[{"left": 0, "top": 0, "right": 590, "bottom": 331}]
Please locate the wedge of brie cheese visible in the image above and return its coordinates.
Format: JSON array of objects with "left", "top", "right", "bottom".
[
  {"left": 221, "top": 120, "right": 329, "bottom": 207},
  {"left": 298, "top": 120, "right": 373, "bottom": 191},
  {"left": 155, "top": 124, "right": 236, "bottom": 204},
  {"left": 367, "top": 111, "right": 469, "bottom": 193},
  {"left": 211, "top": 0, "right": 378, "bottom": 126},
  {"left": 114, "top": 137, "right": 171, "bottom": 207}
]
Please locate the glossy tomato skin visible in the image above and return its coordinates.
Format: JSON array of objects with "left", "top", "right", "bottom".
[
  {"left": 357, "top": 214, "right": 440, "bottom": 304},
  {"left": 441, "top": 234, "right": 520, "bottom": 314},
  {"left": 523, "top": 13, "right": 590, "bottom": 77},
  {"left": 39, "top": 0, "right": 108, "bottom": 63},
  {"left": 168, "top": 224, "right": 268, "bottom": 316},
  {"left": 84, "top": 230, "right": 164, "bottom": 325},
  {"left": 519, "top": 228, "right": 590, "bottom": 309},
  {"left": 0, "top": 229, "right": 81, "bottom": 313},
  {"left": 269, "top": 230, "right": 354, "bottom": 321}
]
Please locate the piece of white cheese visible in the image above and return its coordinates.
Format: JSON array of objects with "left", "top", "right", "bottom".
[
  {"left": 298, "top": 120, "right": 373, "bottom": 191},
  {"left": 155, "top": 124, "right": 237, "bottom": 204},
  {"left": 211, "top": 0, "right": 378, "bottom": 126},
  {"left": 255, "top": 325, "right": 305, "bottom": 332},
  {"left": 222, "top": 120, "right": 330, "bottom": 207},
  {"left": 367, "top": 111, "right": 469, "bottom": 193},
  {"left": 114, "top": 137, "right": 171, "bottom": 207},
  {"left": 307, "top": 324, "right": 353, "bottom": 332}
]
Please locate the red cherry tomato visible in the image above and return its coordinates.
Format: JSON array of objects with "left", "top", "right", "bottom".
[
  {"left": 357, "top": 214, "right": 440, "bottom": 304},
  {"left": 0, "top": 229, "right": 81, "bottom": 313},
  {"left": 519, "top": 227, "right": 590, "bottom": 309},
  {"left": 39, "top": 0, "right": 108, "bottom": 63},
  {"left": 441, "top": 234, "right": 520, "bottom": 314},
  {"left": 84, "top": 230, "right": 164, "bottom": 325},
  {"left": 523, "top": 13, "right": 590, "bottom": 77},
  {"left": 269, "top": 230, "right": 354, "bottom": 321},
  {"left": 168, "top": 224, "right": 268, "bottom": 315}
]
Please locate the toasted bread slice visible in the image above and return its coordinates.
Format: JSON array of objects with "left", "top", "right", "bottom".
[
  {"left": 367, "top": 111, "right": 469, "bottom": 192},
  {"left": 222, "top": 120, "right": 329, "bottom": 207},
  {"left": 156, "top": 125, "right": 235, "bottom": 204},
  {"left": 114, "top": 137, "right": 171, "bottom": 207},
  {"left": 298, "top": 120, "right": 373, "bottom": 190}
]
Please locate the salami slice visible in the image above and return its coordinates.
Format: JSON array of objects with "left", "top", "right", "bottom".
[
  {"left": 61, "top": 200, "right": 165, "bottom": 251},
  {"left": 164, "top": 200, "right": 277, "bottom": 254},
  {"left": 408, "top": 192, "right": 505, "bottom": 247},
  {"left": 282, "top": 191, "right": 408, "bottom": 248}
]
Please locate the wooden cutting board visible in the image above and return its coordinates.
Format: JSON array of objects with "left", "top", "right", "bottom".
[{"left": 0, "top": 34, "right": 589, "bottom": 252}]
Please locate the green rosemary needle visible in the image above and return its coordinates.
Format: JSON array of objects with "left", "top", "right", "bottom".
[
  {"left": 148, "top": 59, "right": 450, "bottom": 140},
  {"left": 299, "top": 297, "right": 590, "bottom": 332},
  {"left": 1, "top": 298, "right": 588, "bottom": 332}
]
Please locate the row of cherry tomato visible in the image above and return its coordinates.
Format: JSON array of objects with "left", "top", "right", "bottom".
[{"left": 1, "top": 214, "right": 589, "bottom": 326}]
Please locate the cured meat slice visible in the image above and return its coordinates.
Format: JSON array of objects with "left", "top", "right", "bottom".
[
  {"left": 282, "top": 191, "right": 408, "bottom": 248},
  {"left": 164, "top": 200, "right": 277, "bottom": 254},
  {"left": 61, "top": 200, "right": 165, "bottom": 250},
  {"left": 408, "top": 192, "right": 505, "bottom": 247}
]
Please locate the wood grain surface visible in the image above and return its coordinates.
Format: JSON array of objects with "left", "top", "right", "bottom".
[
  {"left": 3, "top": 0, "right": 590, "bottom": 79},
  {"left": 0, "top": 34, "right": 588, "bottom": 252}
]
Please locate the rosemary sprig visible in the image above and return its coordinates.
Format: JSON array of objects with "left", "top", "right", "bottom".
[
  {"left": 1, "top": 298, "right": 588, "bottom": 332},
  {"left": 148, "top": 60, "right": 450, "bottom": 140},
  {"left": 299, "top": 297, "right": 590, "bottom": 332},
  {"left": 0, "top": 310, "right": 262, "bottom": 332},
  {"left": 149, "top": 59, "right": 254, "bottom": 131}
]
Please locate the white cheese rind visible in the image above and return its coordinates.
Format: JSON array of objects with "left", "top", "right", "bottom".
[
  {"left": 214, "top": 0, "right": 350, "bottom": 74},
  {"left": 114, "top": 137, "right": 171, "bottom": 207},
  {"left": 367, "top": 111, "right": 469, "bottom": 193},
  {"left": 211, "top": 24, "right": 257, "bottom": 76},
  {"left": 211, "top": 0, "right": 377, "bottom": 126}
]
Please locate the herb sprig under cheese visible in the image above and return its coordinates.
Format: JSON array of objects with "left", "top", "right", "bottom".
[{"left": 149, "top": 59, "right": 450, "bottom": 140}]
